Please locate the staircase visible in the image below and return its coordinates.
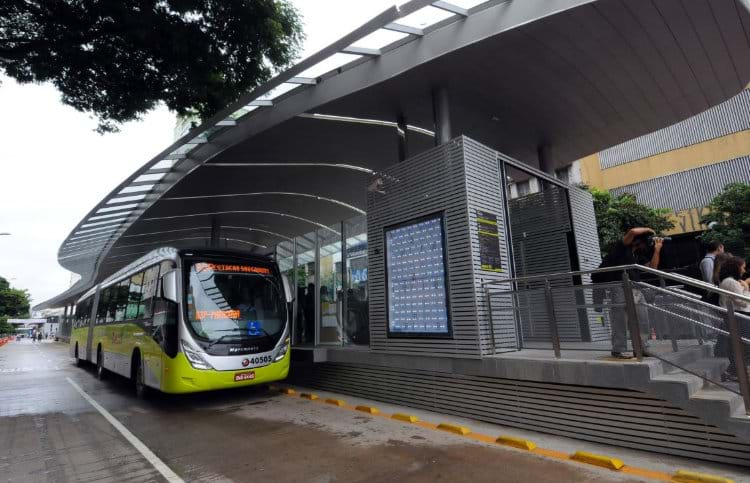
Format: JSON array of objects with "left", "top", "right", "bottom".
[{"left": 643, "top": 344, "right": 750, "bottom": 442}]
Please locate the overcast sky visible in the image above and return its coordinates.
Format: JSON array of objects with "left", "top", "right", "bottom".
[{"left": 0, "top": 0, "right": 401, "bottom": 310}]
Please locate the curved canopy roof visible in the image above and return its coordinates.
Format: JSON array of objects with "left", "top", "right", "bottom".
[{"left": 36, "top": 0, "right": 750, "bottom": 309}]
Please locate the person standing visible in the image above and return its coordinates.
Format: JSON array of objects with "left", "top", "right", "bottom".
[
  {"left": 717, "top": 256, "right": 750, "bottom": 382},
  {"left": 598, "top": 227, "right": 664, "bottom": 359},
  {"left": 700, "top": 241, "right": 725, "bottom": 285}
]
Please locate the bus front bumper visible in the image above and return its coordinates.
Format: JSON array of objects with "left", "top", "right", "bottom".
[{"left": 160, "top": 351, "right": 290, "bottom": 394}]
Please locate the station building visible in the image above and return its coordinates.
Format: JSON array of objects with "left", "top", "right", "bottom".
[{"left": 36, "top": 0, "right": 750, "bottom": 465}]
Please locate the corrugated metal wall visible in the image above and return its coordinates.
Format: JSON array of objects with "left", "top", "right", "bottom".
[
  {"left": 463, "top": 139, "right": 513, "bottom": 355},
  {"left": 600, "top": 90, "right": 750, "bottom": 169},
  {"left": 568, "top": 188, "right": 609, "bottom": 342},
  {"left": 509, "top": 186, "right": 586, "bottom": 343},
  {"left": 611, "top": 156, "right": 750, "bottom": 212},
  {"left": 289, "top": 361, "right": 750, "bottom": 467},
  {"left": 366, "top": 137, "right": 512, "bottom": 358}
]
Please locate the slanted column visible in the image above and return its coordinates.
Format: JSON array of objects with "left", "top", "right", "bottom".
[
  {"left": 210, "top": 217, "right": 221, "bottom": 247},
  {"left": 397, "top": 114, "right": 409, "bottom": 161},
  {"left": 432, "top": 87, "right": 452, "bottom": 145},
  {"left": 537, "top": 144, "right": 554, "bottom": 175}
]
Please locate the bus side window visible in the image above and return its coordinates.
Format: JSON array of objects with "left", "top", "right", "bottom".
[
  {"left": 153, "top": 272, "right": 179, "bottom": 358},
  {"left": 138, "top": 265, "right": 160, "bottom": 320}
]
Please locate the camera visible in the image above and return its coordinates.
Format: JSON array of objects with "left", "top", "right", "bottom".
[{"left": 646, "top": 235, "right": 671, "bottom": 247}]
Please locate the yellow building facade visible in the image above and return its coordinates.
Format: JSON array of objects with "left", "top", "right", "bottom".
[{"left": 576, "top": 90, "right": 750, "bottom": 236}]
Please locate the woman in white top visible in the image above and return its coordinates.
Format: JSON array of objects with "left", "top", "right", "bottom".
[
  {"left": 718, "top": 257, "right": 750, "bottom": 313},
  {"left": 718, "top": 256, "right": 750, "bottom": 382}
]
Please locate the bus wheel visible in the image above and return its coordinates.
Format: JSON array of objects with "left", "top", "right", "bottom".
[
  {"left": 96, "top": 347, "right": 106, "bottom": 380},
  {"left": 132, "top": 354, "right": 148, "bottom": 399},
  {"left": 74, "top": 344, "right": 82, "bottom": 367}
]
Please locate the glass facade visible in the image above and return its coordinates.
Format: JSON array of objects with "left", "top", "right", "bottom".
[
  {"left": 344, "top": 215, "right": 369, "bottom": 345},
  {"left": 318, "top": 223, "right": 343, "bottom": 344},
  {"left": 278, "top": 214, "right": 370, "bottom": 348}
]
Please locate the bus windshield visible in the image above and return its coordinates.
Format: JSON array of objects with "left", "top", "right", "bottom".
[{"left": 185, "top": 261, "right": 285, "bottom": 349}]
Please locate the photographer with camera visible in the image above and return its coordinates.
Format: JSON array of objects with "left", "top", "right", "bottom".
[{"left": 598, "top": 227, "right": 664, "bottom": 359}]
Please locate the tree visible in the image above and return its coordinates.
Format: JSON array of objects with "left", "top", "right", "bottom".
[
  {"left": 699, "top": 183, "right": 750, "bottom": 257},
  {"left": 589, "top": 187, "right": 674, "bottom": 257},
  {"left": 1, "top": 1, "right": 303, "bottom": 132},
  {"left": 0, "top": 276, "right": 31, "bottom": 319},
  {"left": 0, "top": 317, "right": 13, "bottom": 336}
]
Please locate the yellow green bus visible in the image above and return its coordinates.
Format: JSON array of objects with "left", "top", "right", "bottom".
[{"left": 71, "top": 247, "right": 291, "bottom": 396}]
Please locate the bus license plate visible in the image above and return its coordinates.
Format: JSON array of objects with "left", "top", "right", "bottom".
[{"left": 234, "top": 371, "right": 256, "bottom": 382}]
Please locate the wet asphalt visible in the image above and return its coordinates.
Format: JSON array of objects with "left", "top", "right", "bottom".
[{"left": 0, "top": 340, "right": 655, "bottom": 482}]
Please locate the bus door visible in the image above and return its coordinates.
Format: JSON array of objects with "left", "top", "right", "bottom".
[{"left": 85, "top": 287, "right": 101, "bottom": 362}]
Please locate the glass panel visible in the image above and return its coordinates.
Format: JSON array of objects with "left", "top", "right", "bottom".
[
  {"left": 295, "top": 233, "right": 317, "bottom": 344},
  {"left": 276, "top": 241, "right": 297, "bottom": 343},
  {"left": 125, "top": 272, "right": 144, "bottom": 320},
  {"left": 318, "top": 223, "right": 343, "bottom": 344},
  {"left": 351, "top": 29, "right": 408, "bottom": 50},
  {"left": 397, "top": 6, "right": 454, "bottom": 29},
  {"left": 345, "top": 215, "right": 369, "bottom": 346},
  {"left": 138, "top": 266, "right": 160, "bottom": 319},
  {"left": 97, "top": 288, "right": 111, "bottom": 324},
  {"left": 114, "top": 280, "right": 130, "bottom": 322},
  {"left": 297, "top": 53, "right": 361, "bottom": 79}
]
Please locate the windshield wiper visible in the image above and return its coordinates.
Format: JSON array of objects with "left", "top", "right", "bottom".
[{"left": 206, "top": 334, "right": 242, "bottom": 350}]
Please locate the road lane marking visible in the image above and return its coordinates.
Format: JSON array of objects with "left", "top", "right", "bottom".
[{"left": 66, "top": 377, "right": 184, "bottom": 483}]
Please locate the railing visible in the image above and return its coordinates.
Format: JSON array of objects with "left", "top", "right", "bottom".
[{"left": 483, "top": 264, "right": 750, "bottom": 416}]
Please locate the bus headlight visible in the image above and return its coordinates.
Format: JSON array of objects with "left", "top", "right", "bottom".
[
  {"left": 181, "top": 340, "right": 213, "bottom": 370},
  {"left": 274, "top": 338, "right": 290, "bottom": 362}
]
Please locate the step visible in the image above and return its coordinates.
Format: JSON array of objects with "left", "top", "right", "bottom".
[
  {"left": 687, "top": 387, "right": 745, "bottom": 426},
  {"left": 651, "top": 343, "right": 714, "bottom": 367},
  {"left": 665, "top": 358, "right": 728, "bottom": 387},
  {"left": 649, "top": 372, "right": 704, "bottom": 400}
]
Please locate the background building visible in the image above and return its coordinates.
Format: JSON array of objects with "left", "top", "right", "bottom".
[{"left": 576, "top": 89, "right": 750, "bottom": 232}]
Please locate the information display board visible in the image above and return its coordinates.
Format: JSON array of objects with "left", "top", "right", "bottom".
[
  {"left": 385, "top": 215, "right": 450, "bottom": 336},
  {"left": 476, "top": 210, "right": 503, "bottom": 272}
]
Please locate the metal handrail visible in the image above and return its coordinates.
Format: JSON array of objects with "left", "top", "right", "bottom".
[{"left": 482, "top": 264, "right": 750, "bottom": 304}]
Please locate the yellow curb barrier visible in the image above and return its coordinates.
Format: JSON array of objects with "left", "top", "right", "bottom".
[
  {"left": 278, "top": 388, "right": 295, "bottom": 395},
  {"left": 300, "top": 393, "right": 319, "bottom": 400},
  {"left": 570, "top": 451, "right": 624, "bottom": 471},
  {"left": 437, "top": 423, "right": 471, "bottom": 435},
  {"left": 325, "top": 398, "right": 346, "bottom": 407},
  {"left": 392, "top": 413, "right": 419, "bottom": 423},
  {"left": 672, "top": 470, "right": 734, "bottom": 483},
  {"left": 496, "top": 435, "right": 537, "bottom": 451},
  {"left": 355, "top": 405, "right": 380, "bottom": 414}
]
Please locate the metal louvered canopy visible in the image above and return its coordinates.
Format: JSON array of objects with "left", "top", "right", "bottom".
[{"left": 36, "top": 0, "right": 750, "bottom": 309}]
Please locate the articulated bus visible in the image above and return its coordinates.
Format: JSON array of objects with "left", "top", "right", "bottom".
[{"left": 70, "top": 247, "right": 292, "bottom": 395}]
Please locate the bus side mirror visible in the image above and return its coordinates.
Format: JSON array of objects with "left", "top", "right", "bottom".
[
  {"left": 281, "top": 273, "right": 294, "bottom": 303},
  {"left": 161, "top": 270, "right": 179, "bottom": 303}
]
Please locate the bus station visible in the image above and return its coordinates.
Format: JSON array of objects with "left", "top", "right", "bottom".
[{"left": 3, "top": 0, "right": 750, "bottom": 480}]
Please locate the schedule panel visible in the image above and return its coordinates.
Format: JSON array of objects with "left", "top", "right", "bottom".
[{"left": 384, "top": 214, "right": 451, "bottom": 337}]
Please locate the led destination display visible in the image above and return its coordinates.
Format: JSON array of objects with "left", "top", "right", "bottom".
[{"left": 385, "top": 215, "right": 450, "bottom": 336}]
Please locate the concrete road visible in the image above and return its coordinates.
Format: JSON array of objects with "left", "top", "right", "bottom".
[{"left": 0, "top": 340, "right": 744, "bottom": 482}]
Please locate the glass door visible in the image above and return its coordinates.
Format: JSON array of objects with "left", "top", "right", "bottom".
[{"left": 317, "top": 223, "right": 343, "bottom": 344}]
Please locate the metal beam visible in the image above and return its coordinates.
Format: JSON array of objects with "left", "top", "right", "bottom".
[
  {"left": 248, "top": 100, "right": 273, "bottom": 107},
  {"left": 288, "top": 77, "right": 318, "bottom": 85},
  {"left": 432, "top": 1, "right": 468, "bottom": 16},
  {"left": 384, "top": 22, "right": 424, "bottom": 36},
  {"left": 342, "top": 46, "right": 381, "bottom": 56}
]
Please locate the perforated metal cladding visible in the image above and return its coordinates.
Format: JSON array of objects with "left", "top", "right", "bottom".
[
  {"left": 600, "top": 90, "right": 750, "bottom": 169},
  {"left": 366, "top": 137, "right": 511, "bottom": 358},
  {"left": 568, "top": 188, "right": 608, "bottom": 342},
  {"left": 463, "top": 139, "right": 512, "bottom": 355},
  {"left": 509, "top": 187, "right": 586, "bottom": 343},
  {"left": 289, "top": 362, "right": 750, "bottom": 467},
  {"left": 611, "top": 156, "right": 750, "bottom": 213}
]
